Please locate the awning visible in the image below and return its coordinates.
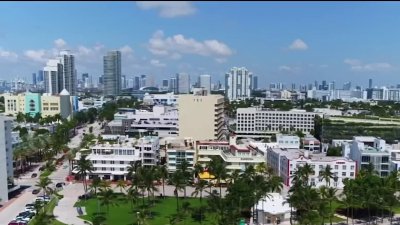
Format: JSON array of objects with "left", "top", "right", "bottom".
[{"left": 198, "top": 171, "right": 215, "bottom": 179}]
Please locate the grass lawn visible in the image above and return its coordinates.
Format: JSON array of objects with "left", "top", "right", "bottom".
[{"left": 76, "top": 195, "right": 218, "bottom": 225}]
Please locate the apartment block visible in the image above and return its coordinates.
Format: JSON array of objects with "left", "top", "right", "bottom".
[
  {"left": 178, "top": 93, "right": 225, "bottom": 141},
  {"left": 0, "top": 116, "right": 15, "bottom": 203},
  {"left": 349, "top": 136, "right": 390, "bottom": 177},
  {"left": 267, "top": 148, "right": 356, "bottom": 188},
  {"left": 165, "top": 137, "right": 196, "bottom": 172},
  {"left": 236, "top": 108, "right": 319, "bottom": 138},
  {"left": 74, "top": 136, "right": 159, "bottom": 181}
]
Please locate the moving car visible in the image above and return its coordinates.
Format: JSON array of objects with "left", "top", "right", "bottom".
[{"left": 32, "top": 189, "right": 40, "bottom": 194}]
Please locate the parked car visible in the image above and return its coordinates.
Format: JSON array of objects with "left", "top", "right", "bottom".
[
  {"left": 31, "top": 173, "right": 37, "bottom": 178},
  {"left": 56, "top": 182, "right": 65, "bottom": 188},
  {"left": 8, "top": 221, "right": 27, "bottom": 225},
  {"left": 32, "top": 189, "right": 40, "bottom": 194},
  {"left": 38, "top": 166, "right": 45, "bottom": 171},
  {"left": 78, "top": 193, "right": 92, "bottom": 200}
]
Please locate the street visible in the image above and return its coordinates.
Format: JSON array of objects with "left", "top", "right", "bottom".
[{"left": 0, "top": 122, "right": 102, "bottom": 224}]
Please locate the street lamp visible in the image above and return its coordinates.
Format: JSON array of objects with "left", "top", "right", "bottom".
[{"left": 136, "top": 211, "right": 140, "bottom": 225}]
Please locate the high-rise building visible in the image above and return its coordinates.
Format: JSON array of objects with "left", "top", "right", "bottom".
[
  {"left": 343, "top": 82, "right": 352, "bottom": 90},
  {"left": 99, "top": 75, "right": 103, "bottom": 85},
  {"left": 43, "top": 59, "right": 63, "bottom": 94},
  {"left": 253, "top": 75, "right": 258, "bottom": 90},
  {"left": 37, "top": 70, "right": 44, "bottom": 83},
  {"left": 145, "top": 75, "right": 155, "bottom": 87},
  {"left": 369, "top": 78, "right": 373, "bottom": 89},
  {"left": 199, "top": 74, "right": 211, "bottom": 94},
  {"left": 176, "top": 73, "right": 190, "bottom": 94},
  {"left": 225, "top": 67, "right": 253, "bottom": 100},
  {"left": 103, "top": 50, "right": 122, "bottom": 96},
  {"left": 58, "top": 50, "right": 77, "bottom": 95},
  {"left": 169, "top": 77, "right": 177, "bottom": 93},
  {"left": 140, "top": 75, "right": 147, "bottom": 88},
  {"left": 32, "top": 73, "right": 37, "bottom": 85},
  {"left": 328, "top": 81, "right": 335, "bottom": 91},
  {"left": 82, "top": 73, "right": 90, "bottom": 88},
  {"left": 121, "top": 75, "right": 126, "bottom": 89},
  {"left": 291, "top": 83, "right": 296, "bottom": 91},
  {"left": 134, "top": 76, "right": 140, "bottom": 90},
  {"left": 178, "top": 93, "right": 225, "bottom": 140},
  {"left": 162, "top": 79, "right": 169, "bottom": 88},
  {"left": 0, "top": 116, "right": 14, "bottom": 203}
]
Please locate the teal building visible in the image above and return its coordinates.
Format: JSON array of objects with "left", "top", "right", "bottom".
[{"left": 24, "top": 92, "right": 41, "bottom": 117}]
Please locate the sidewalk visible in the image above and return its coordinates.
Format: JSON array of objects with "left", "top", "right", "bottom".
[{"left": 53, "top": 183, "right": 87, "bottom": 225}]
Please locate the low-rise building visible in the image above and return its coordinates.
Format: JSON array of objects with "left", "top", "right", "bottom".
[
  {"left": 196, "top": 135, "right": 265, "bottom": 172},
  {"left": 255, "top": 193, "right": 291, "bottom": 225},
  {"left": 303, "top": 135, "right": 321, "bottom": 153},
  {"left": 165, "top": 137, "right": 196, "bottom": 172},
  {"left": 235, "top": 108, "right": 319, "bottom": 138},
  {"left": 267, "top": 148, "right": 356, "bottom": 188},
  {"left": 349, "top": 136, "right": 390, "bottom": 177},
  {"left": 142, "top": 92, "right": 178, "bottom": 106},
  {"left": 73, "top": 136, "right": 159, "bottom": 181},
  {"left": 276, "top": 134, "right": 300, "bottom": 149}
]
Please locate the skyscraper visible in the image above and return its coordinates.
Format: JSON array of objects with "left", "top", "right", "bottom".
[
  {"left": 134, "top": 76, "right": 140, "bottom": 90},
  {"left": 58, "top": 50, "right": 77, "bottom": 95},
  {"left": 43, "top": 59, "right": 63, "bottom": 94},
  {"left": 140, "top": 75, "right": 147, "bottom": 88},
  {"left": 369, "top": 78, "right": 373, "bottom": 88},
  {"left": 176, "top": 73, "right": 190, "bottom": 94},
  {"left": 162, "top": 79, "right": 169, "bottom": 88},
  {"left": 37, "top": 70, "right": 44, "bottom": 83},
  {"left": 225, "top": 67, "right": 253, "bottom": 100},
  {"left": 121, "top": 75, "right": 126, "bottom": 89},
  {"left": 169, "top": 77, "right": 177, "bottom": 93},
  {"left": 343, "top": 82, "right": 352, "bottom": 90},
  {"left": 32, "top": 73, "right": 37, "bottom": 85},
  {"left": 103, "top": 50, "right": 122, "bottom": 96},
  {"left": 252, "top": 75, "right": 258, "bottom": 90},
  {"left": 199, "top": 74, "right": 211, "bottom": 94}
]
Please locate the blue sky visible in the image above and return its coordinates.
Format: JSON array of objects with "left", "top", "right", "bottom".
[{"left": 1, "top": 1, "right": 400, "bottom": 88}]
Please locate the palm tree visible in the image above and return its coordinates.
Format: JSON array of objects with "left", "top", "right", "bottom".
[
  {"left": 255, "top": 162, "right": 267, "bottom": 175},
  {"left": 16, "top": 112, "right": 25, "bottom": 123},
  {"left": 320, "top": 165, "right": 334, "bottom": 186},
  {"left": 170, "top": 170, "right": 185, "bottom": 213},
  {"left": 321, "top": 186, "right": 337, "bottom": 225},
  {"left": 207, "top": 156, "right": 227, "bottom": 199},
  {"left": 116, "top": 180, "right": 127, "bottom": 194},
  {"left": 191, "top": 179, "right": 208, "bottom": 224},
  {"left": 177, "top": 159, "right": 191, "bottom": 198},
  {"left": 36, "top": 177, "right": 53, "bottom": 198},
  {"left": 90, "top": 177, "right": 101, "bottom": 196},
  {"left": 143, "top": 167, "right": 158, "bottom": 205},
  {"left": 74, "top": 155, "right": 93, "bottom": 194},
  {"left": 126, "top": 186, "right": 140, "bottom": 211},
  {"left": 98, "top": 188, "right": 116, "bottom": 213},
  {"left": 157, "top": 165, "right": 168, "bottom": 198}
]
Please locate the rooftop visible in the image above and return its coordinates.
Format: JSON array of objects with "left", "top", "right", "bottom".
[{"left": 269, "top": 148, "right": 354, "bottom": 162}]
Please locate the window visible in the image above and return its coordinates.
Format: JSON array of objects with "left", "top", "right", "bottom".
[
  {"left": 382, "top": 156, "right": 389, "bottom": 163},
  {"left": 120, "top": 168, "right": 124, "bottom": 171},
  {"left": 120, "top": 161, "right": 124, "bottom": 164},
  {"left": 350, "top": 172, "right": 354, "bottom": 177},
  {"left": 101, "top": 160, "right": 106, "bottom": 164},
  {"left": 342, "top": 165, "right": 347, "bottom": 170},
  {"left": 319, "top": 165, "right": 323, "bottom": 169},
  {"left": 342, "top": 172, "right": 346, "bottom": 176},
  {"left": 381, "top": 164, "right": 389, "bottom": 170},
  {"left": 335, "top": 165, "right": 338, "bottom": 169},
  {"left": 350, "top": 165, "right": 355, "bottom": 170},
  {"left": 361, "top": 156, "right": 370, "bottom": 162}
]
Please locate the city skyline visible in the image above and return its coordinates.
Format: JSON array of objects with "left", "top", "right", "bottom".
[{"left": 1, "top": 2, "right": 400, "bottom": 87}]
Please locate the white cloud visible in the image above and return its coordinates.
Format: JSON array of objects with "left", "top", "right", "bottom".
[
  {"left": 119, "top": 45, "right": 134, "bottom": 55},
  {"left": 24, "top": 49, "right": 48, "bottom": 63},
  {"left": 54, "top": 38, "right": 67, "bottom": 49},
  {"left": 288, "top": 39, "right": 308, "bottom": 51},
  {"left": 150, "top": 59, "right": 166, "bottom": 67},
  {"left": 344, "top": 58, "right": 394, "bottom": 72},
  {"left": 0, "top": 48, "right": 18, "bottom": 62},
  {"left": 136, "top": 1, "right": 196, "bottom": 18},
  {"left": 148, "top": 30, "right": 234, "bottom": 61},
  {"left": 279, "top": 65, "right": 301, "bottom": 73}
]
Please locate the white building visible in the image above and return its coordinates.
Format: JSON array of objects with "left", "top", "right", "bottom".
[
  {"left": 142, "top": 92, "right": 178, "bottom": 106},
  {"left": 74, "top": 136, "right": 159, "bottom": 180},
  {"left": 225, "top": 67, "right": 253, "bottom": 101},
  {"left": 196, "top": 135, "right": 265, "bottom": 172},
  {"left": 176, "top": 73, "right": 190, "bottom": 94},
  {"left": 255, "top": 193, "right": 291, "bottom": 225},
  {"left": 105, "top": 105, "right": 179, "bottom": 137},
  {"left": 303, "top": 135, "right": 321, "bottom": 153},
  {"left": 43, "top": 59, "right": 62, "bottom": 95},
  {"left": 235, "top": 108, "right": 319, "bottom": 138},
  {"left": 0, "top": 116, "right": 15, "bottom": 203},
  {"left": 276, "top": 134, "right": 300, "bottom": 149},
  {"left": 199, "top": 74, "right": 211, "bottom": 95},
  {"left": 165, "top": 137, "right": 196, "bottom": 172},
  {"left": 348, "top": 136, "right": 390, "bottom": 177},
  {"left": 267, "top": 148, "right": 356, "bottom": 188}
]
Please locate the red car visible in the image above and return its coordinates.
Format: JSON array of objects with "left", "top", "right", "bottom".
[{"left": 8, "top": 221, "right": 27, "bottom": 225}]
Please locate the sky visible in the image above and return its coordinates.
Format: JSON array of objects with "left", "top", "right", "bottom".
[{"left": 1, "top": 1, "right": 400, "bottom": 88}]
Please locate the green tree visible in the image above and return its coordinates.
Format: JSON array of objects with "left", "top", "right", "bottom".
[
  {"left": 36, "top": 176, "right": 53, "bottom": 198},
  {"left": 74, "top": 155, "right": 93, "bottom": 194}
]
